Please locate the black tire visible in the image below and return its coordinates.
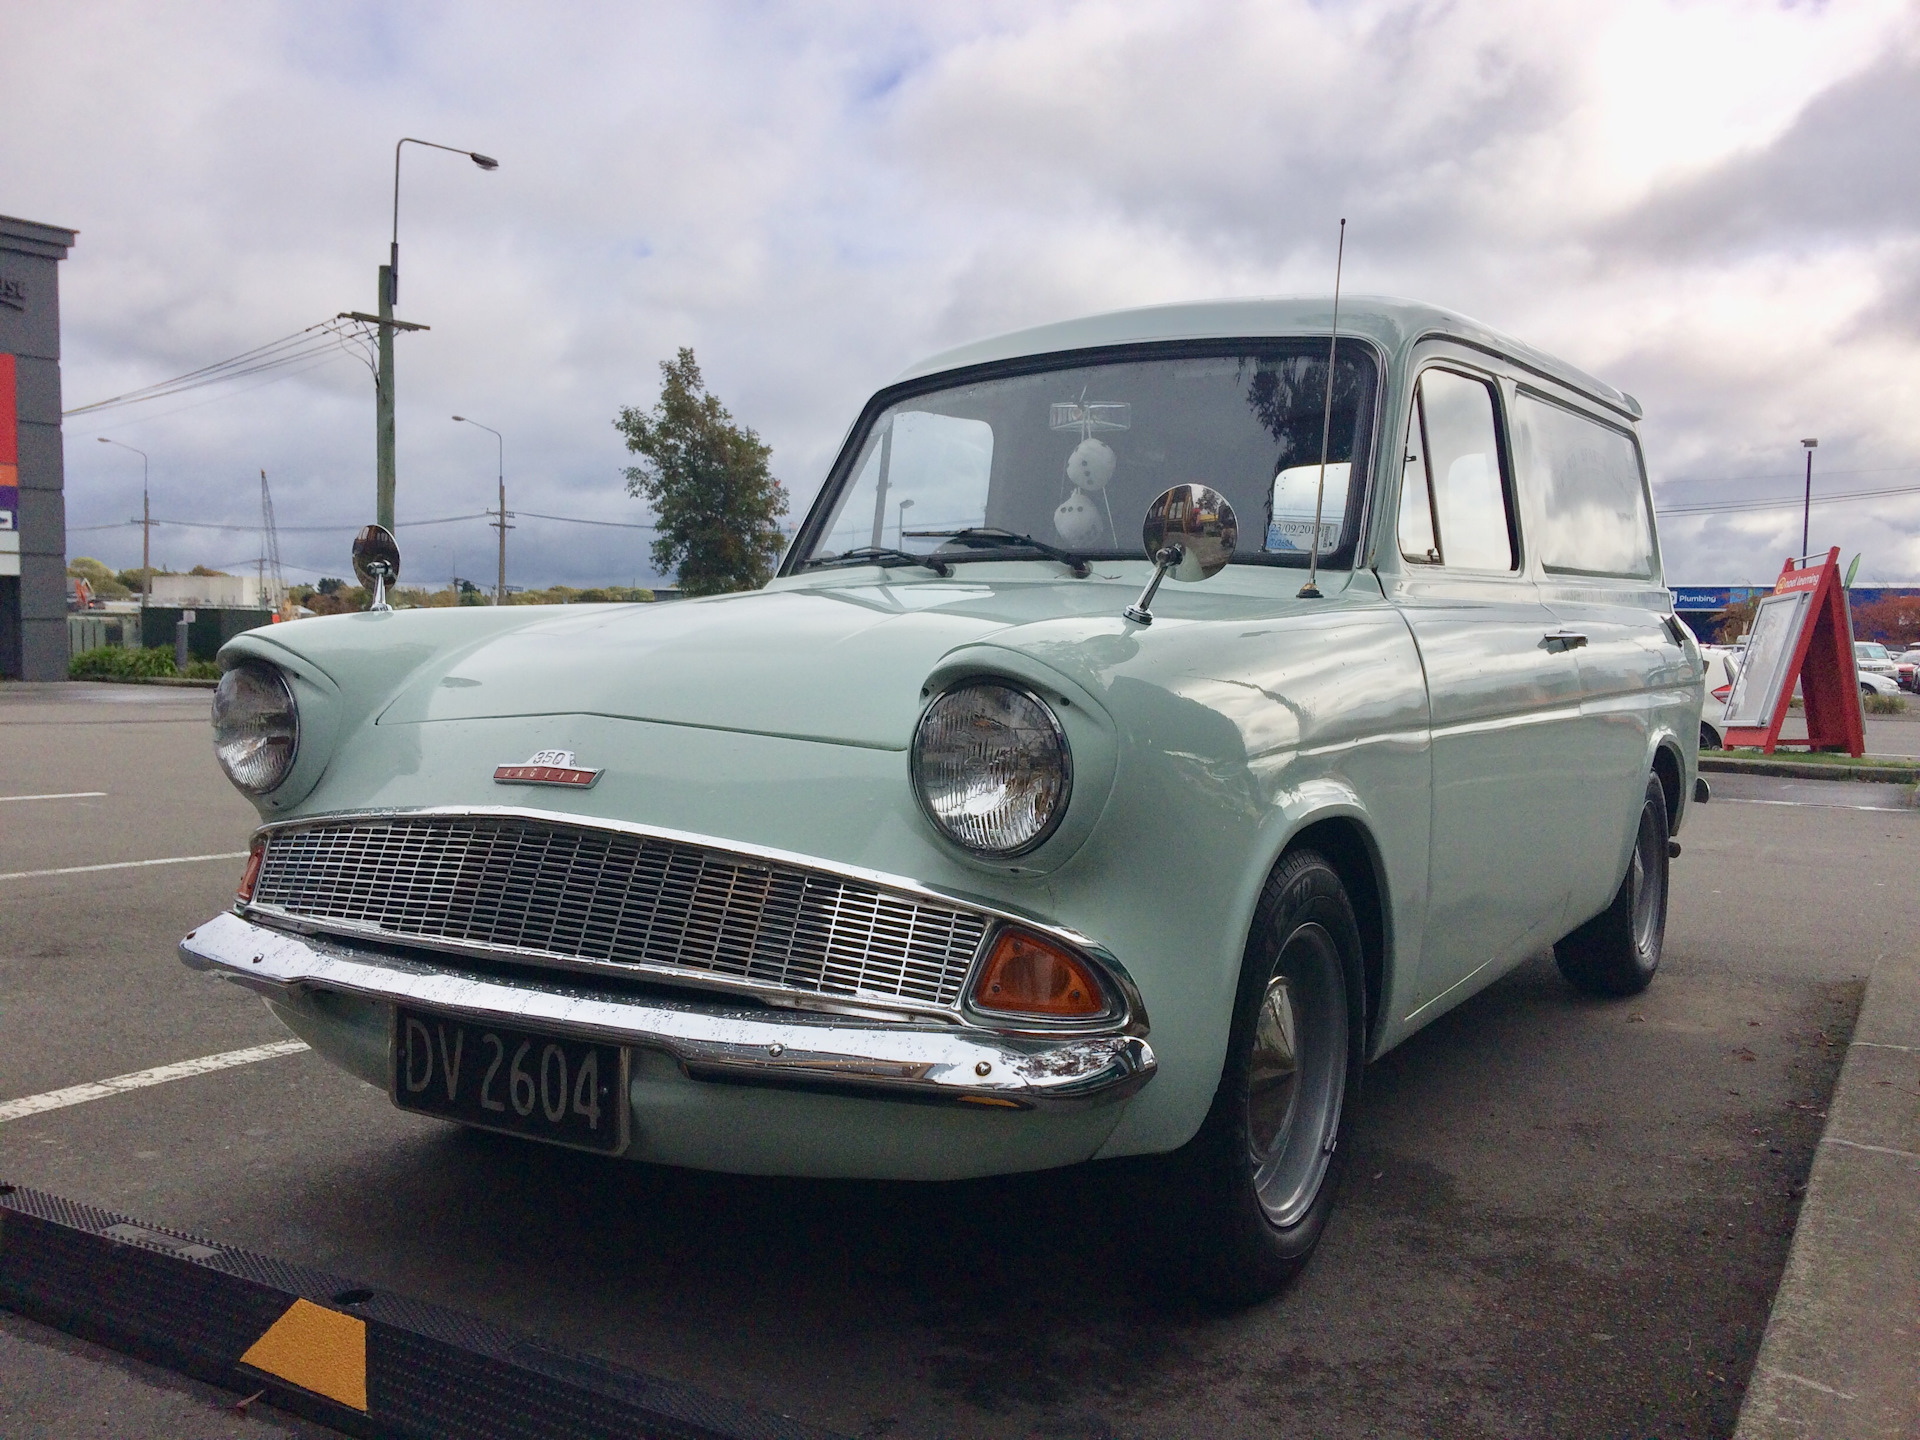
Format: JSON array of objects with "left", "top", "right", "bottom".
[
  {"left": 1700, "top": 720, "right": 1723, "bottom": 751},
  {"left": 1159, "top": 848, "right": 1366, "bottom": 1306},
  {"left": 1555, "top": 773, "right": 1669, "bottom": 997}
]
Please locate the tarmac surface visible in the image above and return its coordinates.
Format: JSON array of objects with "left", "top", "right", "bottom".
[{"left": 0, "top": 680, "right": 1907, "bottom": 1439}]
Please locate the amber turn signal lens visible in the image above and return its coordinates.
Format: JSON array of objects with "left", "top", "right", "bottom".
[
  {"left": 971, "top": 930, "right": 1106, "bottom": 1018},
  {"left": 236, "top": 841, "right": 265, "bottom": 903}
]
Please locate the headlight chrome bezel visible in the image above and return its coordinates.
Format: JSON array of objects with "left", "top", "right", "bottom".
[
  {"left": 213, "top": 662, "right": 300, "bottom": 796},
  {"left": 911, "top": 679, "right": 1073, "bottom": 859}
]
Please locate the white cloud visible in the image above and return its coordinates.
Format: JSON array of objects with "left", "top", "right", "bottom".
[{"left": 6, "top": 0, "right": 1918, "bottom": 587}]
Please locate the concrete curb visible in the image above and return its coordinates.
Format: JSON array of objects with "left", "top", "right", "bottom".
[
  {"left": 1733, "top": 949, "right": 1920, "bottom": 1438},
  {"left": 63, "top": 676, "right": 218, "bottom": 689},
  {"left": 1701, "top": 757, "right": 1920, "bottom": 785}
]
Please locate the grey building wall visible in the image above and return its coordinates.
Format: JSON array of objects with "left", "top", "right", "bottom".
[{"left": 0, "top": 214, "right": 77, "bottom": 681}]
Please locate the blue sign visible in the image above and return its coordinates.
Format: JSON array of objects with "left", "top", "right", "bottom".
[{"left": 1671, "top": 588, "right": 1730, "bottom": 609}]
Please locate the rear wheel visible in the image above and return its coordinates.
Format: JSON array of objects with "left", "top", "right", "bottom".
[
  {"left": 1555, "top": 773, "right": 1669, "bottom": 997},
  {"left": 1161, "top": 848, "right": 1365, "bottom": 1305}
]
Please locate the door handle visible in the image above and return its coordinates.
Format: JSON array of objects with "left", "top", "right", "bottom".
[{"left": 1543, "top": 630, "right": 1588, "bottom": 652}]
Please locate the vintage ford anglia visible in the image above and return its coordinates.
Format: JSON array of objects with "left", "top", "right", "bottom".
[{"left": 183, "top": 297, "right": 1702, "bottom": 1301}]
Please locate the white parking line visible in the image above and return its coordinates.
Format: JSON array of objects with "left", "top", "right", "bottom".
[
  {"left": 1721, "top": 796, "right": 1912, "bottom": 813},
  {"left": 0, "top": 792, "right": 108, "bottom": 803},
  {"left": 0, "top": 1040, "right": 310, "bottom": 1124},
  {"left": 0, "top": 851, "right": 248, "bottom": 882}
]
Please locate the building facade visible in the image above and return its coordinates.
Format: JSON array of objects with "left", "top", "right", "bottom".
[
  {"left": 0, "top": 214, "right": 77, "bottom": 680},
  {"left": 1672, "top": 584, "right": 1920, "bottom": 642}
]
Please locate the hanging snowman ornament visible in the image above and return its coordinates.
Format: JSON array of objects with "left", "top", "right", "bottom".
[{"left": 1049, "top": 393, "right": 1131, "bottom": 546}]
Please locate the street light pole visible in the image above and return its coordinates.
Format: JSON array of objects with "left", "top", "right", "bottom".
[
  {"left": 452, "top": 416, "right": 509, "bottom": 603},
  {"left": 1801, "top": 438, "right": 1818, "bottom": 556},
  {"left": 375, "top": 138, "right": 498, "bottom": 533},
  {"left": 97, "top": 437, "right": 149, "bottom": 608}
]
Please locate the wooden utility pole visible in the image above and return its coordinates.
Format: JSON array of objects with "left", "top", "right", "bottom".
[{"left": 341, "top": 297, "right": 427, "bottom": 534}]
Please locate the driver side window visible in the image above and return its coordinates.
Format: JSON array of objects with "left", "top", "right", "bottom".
[{"left": 1398, "top": 370, "right": 1516, "bottom": 573}]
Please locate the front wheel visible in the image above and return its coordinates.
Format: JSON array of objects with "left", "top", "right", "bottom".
[
  {"left": 1555, "top": 773, "right": 1670, "bottom": 997},
  {"left": 1159, "top": 848, "right": 1365, "bottom": 1306}
]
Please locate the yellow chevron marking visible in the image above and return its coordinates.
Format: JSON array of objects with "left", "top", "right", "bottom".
[{"left": 239, "top": 1298, "right": 367, "bottom": 1412}]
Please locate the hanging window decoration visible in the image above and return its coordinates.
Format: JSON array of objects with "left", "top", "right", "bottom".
[{"left": 1049, "top": 396, "right": 1129, "bottom": 547}]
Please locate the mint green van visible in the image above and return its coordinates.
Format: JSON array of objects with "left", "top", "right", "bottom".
[{"left": 184, "top": 297, "right": 1700, "bottom": 1301}]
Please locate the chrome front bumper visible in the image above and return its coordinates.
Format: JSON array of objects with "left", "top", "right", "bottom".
[{"left": 180, "top": 912, "right": 1156, "bottom": 1111}]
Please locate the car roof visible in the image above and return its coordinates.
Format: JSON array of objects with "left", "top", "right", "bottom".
[{"left": 891, "top": 295, "right": 1640, "bottom": 419}]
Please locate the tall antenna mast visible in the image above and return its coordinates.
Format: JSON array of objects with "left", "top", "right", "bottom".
[
  {"left": 259, "top": 468, "right": 286, "bottom": 614},
  {"left": 1298, "top": 218, "right": 1347, "bottom": 600}
]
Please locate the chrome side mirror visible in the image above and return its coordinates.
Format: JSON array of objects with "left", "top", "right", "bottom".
[
  {"left": 1124, "top": 485, "right": 1237, "bottom": 626},
  {"left": 352, "top": 524, "right": 401, "bottom": 613}
]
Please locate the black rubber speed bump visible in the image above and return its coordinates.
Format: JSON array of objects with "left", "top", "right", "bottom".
[{"left": 0, "top": 1184, "right": 844, "bottom": 1439}]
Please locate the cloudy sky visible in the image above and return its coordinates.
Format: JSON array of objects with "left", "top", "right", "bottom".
[{"left": 8, "top": 0, "right": 1919, "bottom": 589}]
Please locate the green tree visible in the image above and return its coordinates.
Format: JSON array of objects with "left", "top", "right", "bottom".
[
  {"left": 67, "top": 557, "right": 133, "bottom": 600},
  {"left": 1712, "top": 594, "right": 1761, "bottom": 642},
  {"left": 614, "top": 348, "right": 788, "bottom": 596}
]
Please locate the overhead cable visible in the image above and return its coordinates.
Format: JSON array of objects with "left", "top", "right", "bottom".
[
  {"left": 1659, "top": 482, "right": 1920, "bottom": 517},
  {"left": 63, "top": 318, "right": 379, "bottom": 418}
]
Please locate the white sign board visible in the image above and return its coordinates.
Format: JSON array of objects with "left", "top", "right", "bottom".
[{"left": 1722, "top": 590, "right": 1810, "bottom": 729}]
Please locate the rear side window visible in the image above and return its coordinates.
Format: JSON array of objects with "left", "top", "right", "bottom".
[
  {"left": 1398, "top": 369, "right": 1516, "bottom": 572},
  {"left": 1514, "top": 393, "right": 1654, "bottom": 579}
]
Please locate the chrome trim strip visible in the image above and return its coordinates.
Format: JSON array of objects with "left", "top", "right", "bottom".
[
  {"left": 240, "top": 805, "right": 1149, "bottom": 1035},
  {"left": 182, "top": 912, "right": 1156, "bottom": 1110}
]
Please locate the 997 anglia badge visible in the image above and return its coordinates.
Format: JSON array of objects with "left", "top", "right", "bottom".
[{"left": 492, "top": 750, "right": 602, "bottom": 788}]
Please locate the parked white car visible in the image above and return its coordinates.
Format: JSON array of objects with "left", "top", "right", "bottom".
[{"left": 1855, "top": 641, "right": 1897, "bottom": 678}]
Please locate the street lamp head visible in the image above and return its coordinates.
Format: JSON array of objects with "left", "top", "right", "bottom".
[
  {"left": 469, "top": 152, "right": 499, "bottom": 170},
  {"left": 97, "top": 436, "right": 109, "bottom": 443},
  {"left": 451, "top": 415, "right": 465, "bottom": 423},
  {"left": 1802, "top": 438, "right": 1819, "bottom": 448}
]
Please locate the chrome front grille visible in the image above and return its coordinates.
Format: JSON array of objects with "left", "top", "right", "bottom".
[{"left": 248, "top": 815, "right": 990, "bottom": 1010}]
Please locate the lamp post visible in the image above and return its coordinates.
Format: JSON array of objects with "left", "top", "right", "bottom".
[
  {"left": 371, "top": 137, "right": 497, "bottom": 533},
  {"left": 1801, "top": 438, "right": 1818, "bottom": 556},
  {"left": 896, "top": 496, "right": 914, "bottom": 546},
  {"left": 97, "top": 437, "right": 149, "bottom": 608},
  {"left": 452, "top": 415, "right": 509, "bottom": 603}
]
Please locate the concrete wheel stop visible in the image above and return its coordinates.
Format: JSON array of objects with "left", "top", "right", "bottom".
[{"left": 0, "top": 1183, "right": 845, "bottom": 1439}]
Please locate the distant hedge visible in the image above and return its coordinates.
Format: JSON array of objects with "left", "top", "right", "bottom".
[{"left": 69, "top": 646, "right": 220, "bottom": 682}]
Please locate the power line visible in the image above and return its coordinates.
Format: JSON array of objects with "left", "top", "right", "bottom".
[
  {"left": 62, "top": 318, "right": 378, "bottom": 419},
  {"left": 1651, "top": 463, "right": 1920, "bottom": 490},
  {"left": 1659, "top": 482, "right": 1920, "bottom": 517},
  {"left": 67, "top": 508, "right": 656, "bottom": 536},
  {"left": 516, "top": 510, "right": 658, "bottom": 530},
  {"left": 63, "top": 350, "right": 359, "bottom": 438}
]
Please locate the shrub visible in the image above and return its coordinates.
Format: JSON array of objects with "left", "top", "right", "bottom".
[
  {"left": 1864, "top": 692, "right": 1907, "bottom": 715},
  {"left": 69, "top": 646, "right": 178, "bottom": 680}
]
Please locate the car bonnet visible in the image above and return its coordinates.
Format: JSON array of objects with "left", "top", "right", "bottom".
[{"left": 369, "top": 580, "right": 1117, "bottom": 748}]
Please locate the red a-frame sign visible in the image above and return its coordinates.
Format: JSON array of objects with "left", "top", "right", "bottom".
[{"left": 1722, "top": 547, "right": 1864, "bottom": 756}]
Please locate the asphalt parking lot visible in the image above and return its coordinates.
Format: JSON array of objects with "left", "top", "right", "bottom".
[{"left": 2, "top": 681, "right": 1906, "bottom": 1439}]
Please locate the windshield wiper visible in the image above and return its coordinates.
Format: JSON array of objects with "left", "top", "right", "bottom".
[
  {"left": 904, "top": 527, "right": 1091, "bottom": 578},
  {"left": 804, "top": 546, "right": 952, "bottom": 577}
]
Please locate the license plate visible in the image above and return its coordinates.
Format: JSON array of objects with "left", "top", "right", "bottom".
[{"left": 391, "top": 1007, "right": 629, "bottom": 1155}]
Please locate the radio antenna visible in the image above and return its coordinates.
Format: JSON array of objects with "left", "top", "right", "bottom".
[{"left": 1298, "top": 217, "right": 1346, "bottom": 600}]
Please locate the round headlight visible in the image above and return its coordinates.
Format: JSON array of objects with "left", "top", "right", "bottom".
[
  {"left": 912, "top": 681, "right": 1071, "bottom": 857},
  {"left": 213, "top": 663, "right": 299, "bottom": 795}
]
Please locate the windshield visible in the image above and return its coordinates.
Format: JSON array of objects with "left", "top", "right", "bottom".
[
  {"left": 1859, "top": 643, "right": 1889, "bottom": 659},
  {"left": 794, "top": 341, "right": 1379, "bottom": 572}
]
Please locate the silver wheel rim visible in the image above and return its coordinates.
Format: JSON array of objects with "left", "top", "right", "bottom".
[
  {"left": 1631, "top": 803, "right": 1665, "bottom": 956},
  {"left": 1245, "top": 926, "right": 1348, "bottom": 1229}
]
